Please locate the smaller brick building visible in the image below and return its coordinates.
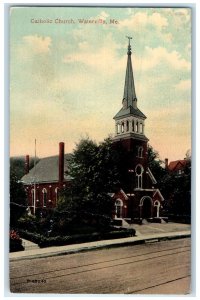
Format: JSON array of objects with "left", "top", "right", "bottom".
[
  {"left": 21, "top": 142, "right": 71, "bottom": 215},
  {"left": 166, "top": 159, "right": 189, "bottom": 176}
]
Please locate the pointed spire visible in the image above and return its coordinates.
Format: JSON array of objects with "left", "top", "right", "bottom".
[{"left": 123, "top": 36, "right": 137, "bottom": 109}]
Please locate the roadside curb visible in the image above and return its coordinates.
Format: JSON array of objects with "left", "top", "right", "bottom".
[{"left": 9, "top": 231, "right": 191, "bottom": 262}]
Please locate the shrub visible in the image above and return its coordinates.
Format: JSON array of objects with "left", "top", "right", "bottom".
[
  {"left": 18, "top": 227, "right": 135, "bottom": 248},
  {"left": 9, "top": 230, "right": 24, "bottom": 252}
]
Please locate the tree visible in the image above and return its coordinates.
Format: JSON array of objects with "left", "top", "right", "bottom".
[
  {"left": 147, "top": 144, "right": 167, "bottom": 186},
  {"left": 10, "top": 170, "right": 27, "bottom": 227},
  {"left": 60, "top": 137, "right": 121, "bottom": 216},
  {"left": 158, "top": 155, "right": 191, "bottom": 219},
  {"left": 10, "top": 156, "right": 39, "bottom": 180}
]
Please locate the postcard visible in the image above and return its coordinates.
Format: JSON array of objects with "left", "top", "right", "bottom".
[{"left": 9, "top": 6, "right": 191, "bottom": 295}]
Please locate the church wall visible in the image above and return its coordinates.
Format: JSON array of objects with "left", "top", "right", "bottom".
[{"left": 24, "top": 181, "right": 70, "bottom": 214}]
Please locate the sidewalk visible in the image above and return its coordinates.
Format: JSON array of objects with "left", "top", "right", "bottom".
[{"left": 9, "top": 222, "right": 191, "bottom": 261}]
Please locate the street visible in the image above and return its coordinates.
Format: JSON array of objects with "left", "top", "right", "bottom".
[{"left": 10, "top": 237, "right": 191, "bottom": 294}]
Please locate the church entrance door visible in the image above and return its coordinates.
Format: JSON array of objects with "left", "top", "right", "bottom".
[{"left": 140, "top": 197, "right": 152, "bottom": 219}]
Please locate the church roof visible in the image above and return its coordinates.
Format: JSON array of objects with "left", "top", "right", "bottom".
[
  {"left": 21, "top": 154, "right": 72, "bottom": 184},
  {"left": 168, "top": 159, "right": 188, "bottom": 171},
  {"left": 113, "top": 105, "right": 146, "bottom": 120},
  {"left": 123, "top": 44, "right": 137, "bottom": 107},
  {"left": 113, "top": 37, "right": 146, "bottom": 120}
]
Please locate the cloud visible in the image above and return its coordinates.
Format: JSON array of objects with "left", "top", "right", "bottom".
[
  {"left": 21, "top": 35, "right": 52, "bottom": 57},
  {"left": 63, "top": 35, "right": 124, "bottom": 75},
  {"left": 97, "top": 11, "right": 109, "bottom": 20},
  {"left": 134, "top": 47, "right": 191, "bottom": 71},
  {"left": 119, "top": 12, "right": 168, "bottom": 30},
  {"left": 23, "top": 35, "right": 52, "bottom": 53}
]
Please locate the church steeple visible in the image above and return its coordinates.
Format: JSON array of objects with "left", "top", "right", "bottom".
[
  {"left": 123, "top": 36, "right": 137, "bottom": 109},
  {"left": 113, "top": 37, "right": 147, "bottom": 142}
]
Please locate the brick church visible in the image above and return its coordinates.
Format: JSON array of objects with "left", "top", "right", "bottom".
[
  {"left": 21, "top": 38, "right": 165, "bottom": 222},
  {"left": 110, "top": 38, "right": 164, "bottom": 222}
]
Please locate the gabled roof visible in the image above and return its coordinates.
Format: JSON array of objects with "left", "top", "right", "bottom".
[
  {"left": 112, "top": 189, "right": 129, "bottom": 201},
  {"left": 113, "top": 39, "right": 146, "bottom": 121},
  {"left": 153, "top": 189, "right": 164, "bottom": 201},
  {"left": 113, "top": 106, "right": 146, "bottom": 120},
  {"left": 21, "top": 154, "right": 72, "bottom": 184},
  {"left": 168, "top": 160, "right": 187, "bottom": 171}
]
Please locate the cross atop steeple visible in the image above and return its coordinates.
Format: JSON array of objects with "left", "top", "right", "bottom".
[{"left": 126, "top": 36, "right": 132, "bottom": 55}]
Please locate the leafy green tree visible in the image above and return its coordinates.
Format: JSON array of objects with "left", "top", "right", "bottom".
[
  {"left": 10, "top": 170, "right": 27, "bottom": 227},
  {"left": 10, "top": 156, "right": 39, "bottom": 180},
  {"left": 163, "top": 158, "right": 191, "bottom": 218},
  {"left": 147, "top": 144, "right": 167, "bottom": 186},
  {"left": 60, "top": 137, "right": 121, "bottom": 216},
  {"left": 147, "top": 145, "right": 191, "bottom": 219}
]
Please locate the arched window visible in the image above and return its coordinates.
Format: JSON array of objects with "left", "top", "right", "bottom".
[
  {"left": 138, "top": 147, "right": 143, "bottom": 158},
  {"left": 117, "top": 123, "right": 120, "bottom": 134},
  {"left": 140, "top": 123, "right": 143, "bottom": 133},
  {"left": 42, "top": 188, "right": 47, "bottom": 207},
  {"left": 132, "top": 120, "right": 135, "bottom": 131},
  {"left": 121, "top": 122, "right": 124, "bottom": 133},
  {"left": 126, "top": 120, "right": 129, "bottom": 132},
  {"left": 135, "top": 164, "right": 144, "bottom": 189},
  {"left": 115, "top": 199, "right": 123, "bottom": 218},
  {"left": 154, "top": 200, "right": 161, "bottom": 218},
  {"left": 136, "top": 121, "right": 139, "bottom": 133}
]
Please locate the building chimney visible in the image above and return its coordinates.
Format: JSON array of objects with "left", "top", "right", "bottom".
[
  {"left": 25, "top": 155, "right": 30, "bottom": 174},
  {"left": 59, "top": 142, "right": 65, "bottom": 184},
  {"left": 165, "top": 158, "right": 168, "bottom": 169}
]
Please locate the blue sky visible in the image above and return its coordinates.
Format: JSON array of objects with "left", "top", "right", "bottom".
[{"left": 10, "top": 6, "right": 191, "bottom": 162}]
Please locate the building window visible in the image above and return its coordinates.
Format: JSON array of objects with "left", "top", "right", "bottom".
[
  {"left": 138, "top": 147, "right": 143, "bottom": 158},
  {"left": 154, "top": 200, "right": 160, "bottom": 218},
  {"left": 42, "top": 188, "right": 47, "bottom": 207},
  {"left": 132, "top": 120, "right": 134, "bottom": 131},
  {"left": 55, "top": 187, "right": 59, "bottom": 205},
  {"left": 135, "top": 164, "right": 144, "bottom": 188},
  {"left": 140, "top": 123, "right": 143, "bottom": 133},
  {"left": 121, "top": 122, "right": 124, "bottom": 133},
  {"left": 117, "top": 123, "right": 120, "bottom": 134},
  {"left": 136, "top": 121, "right": 139, "bottom": 132},
  {"left": 115, "top": 199, "right": 123, "bottom": 218},
  {"left": 31, "top": 189, "right": 35, "bottom": 206},
  {"left": 126, "top": 120, "right": 129, "bottom": 132}
]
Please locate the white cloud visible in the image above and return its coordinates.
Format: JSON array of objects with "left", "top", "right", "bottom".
[
  {"left": 134, "top": 47, "right": 191, "bottom": 71},
  {"left": 63, "top": 36, "right": 124, "bottom": 75},
  {"left": 97, "top": 11, "right": 109, "bottom": 20},
  {"left": 22, "top": 35, "right": 52, "bottom": 54},
  {"left": 119, "top": 12, "right": 168, "bottom": 30}
]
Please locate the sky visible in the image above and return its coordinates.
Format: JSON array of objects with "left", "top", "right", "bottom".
[{"left": 10, "top": 6, "right": 191, "bottom": 162}]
